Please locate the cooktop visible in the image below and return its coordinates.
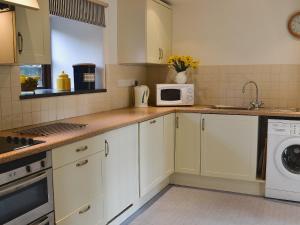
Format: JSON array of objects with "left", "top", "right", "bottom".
[{"left": 0, "top": 136, "right": 45, "bottom": 154}]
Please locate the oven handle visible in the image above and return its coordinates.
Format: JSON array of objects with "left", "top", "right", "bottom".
[
  {"left": 29, "top": 216, "right": 50, "bottom": 225},
  {"left": 0, "top": 171, "right": 48, "bottom": 197}
]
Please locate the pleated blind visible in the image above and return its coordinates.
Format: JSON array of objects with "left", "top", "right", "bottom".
[{"left": 49, "top": 0, "right": 106, "bottom": 27}]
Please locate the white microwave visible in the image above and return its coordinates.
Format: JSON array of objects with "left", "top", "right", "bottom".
[{"left": 156, "top": 84, "right": 194, "bottom": 106}]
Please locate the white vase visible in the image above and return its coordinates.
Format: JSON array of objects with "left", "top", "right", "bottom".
[{"left": 175, "top": 71, "right": 188, "bottom": 84}]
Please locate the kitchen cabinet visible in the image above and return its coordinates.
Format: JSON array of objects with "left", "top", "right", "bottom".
[
  {"left": 139, "top": 116, "right": 165, "bottom": 197},
  {"left": 201, "top": 114, "right": 258, "bottom": 181},
  {"left": 53, "top": 150, "right": 105, "bottom": 225},
  {"left": 175, "top": 113, "right": 201, "bottom": 175},
  {"left": 118, "top": 0, "right": 172, "bottom": 64},
  {"left": 163, "top": 113, "right": 175, "bottom": 176},
  {"left": 102, "top": 124, "right": 139, "bottom": 223},
  {"left": 0, "top": 11, "right": 16, "bottom": 64},
  {"left": 15, "top": 0, "right": 51, "bottom": 64}
]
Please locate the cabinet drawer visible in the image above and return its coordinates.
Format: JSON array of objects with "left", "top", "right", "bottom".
[
  {"left": 56, "top": 196, "right": 104, "bottom": 225},
  {"left": 53, "top": 152, "right": 104, "bottom": 221},
  {"left": 52, "top": 134, "right": 105, "bottom": 169}
]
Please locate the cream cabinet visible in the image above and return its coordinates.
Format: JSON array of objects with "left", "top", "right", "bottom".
[
  {"left": 15, "top": 0, "right": 51, "bottom": 64},
  {"left": 102, "top": 124, "right": 139, "bottom": 223},
  {"left": 139, "top": 115, "right": 174, "bottom": 197},
  {"left": 53, "top": 148, "right": 105, "bottom": 225},
  {"left": 163, "top": 113, "right": 175, "bottom": 176},
  {"left": 139, "top": 116, "right": 164, "bottom": 197},
  {"left": 0, "top": 11, "right": 16, "bottom": 64},
  {"left": 118, "top": 0, "right": 172, "bottom": 64},
  {"left": 175, "top": 113, "right": 201, "bottom": 175},
  {"left": 201, "top": 114, "right": 258, "bottom": 181}
]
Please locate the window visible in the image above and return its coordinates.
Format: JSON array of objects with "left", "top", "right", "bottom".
[
  {"left": 51, "top": 15, "right": 105, "bottom": 90},
  {"left": 19, "top": 65, "right": 51, "bottom": 89}
]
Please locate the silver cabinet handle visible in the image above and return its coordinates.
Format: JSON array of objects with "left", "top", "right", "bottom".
[
  {"left": 176, "top": 116, "right": 179, "bottom": 129},
  {"left": 76, "top": 145, "right": 88, "bottom": 153},
  {"left": 202, "top": 118, "right": 205, "bottom": 131},
  {"left": 158, "top": 48, "right": 161, "bottom": 60},
  {"left": 150, "top": 120, "right": 156, "bottom": 124},
  {"left": 79, "top": 205, "right": 91, "bottom": 214},
  {"left": 105, "top": 140, "right": 109, "bottom": 157},
  {"left": 76, "top": 159, "right": 88, "bottom": 167},
  {"left": 17, "top": 32, "right": 23, "bottom": 54}
]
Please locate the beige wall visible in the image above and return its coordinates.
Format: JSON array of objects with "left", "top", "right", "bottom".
[
  {"left": 171, "top": 0, "right": 300, "bottom": 65},
  {"left": 0, "top": 64, "right": 146, "bottom": 130},
  {"left": 146, "top": 64, "right": 300, "bottom": 108},
  {"left": 147, "top": 0, "right": 300, "bottom": 107}
]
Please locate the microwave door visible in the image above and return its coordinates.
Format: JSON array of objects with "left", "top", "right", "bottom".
[{"left": 160, "top": 89, "right": 182, "bottom": 105}]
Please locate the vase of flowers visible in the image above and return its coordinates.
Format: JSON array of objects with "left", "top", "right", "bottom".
[{"left": 167, "top": 55, "right": 199, "bottom": 84}]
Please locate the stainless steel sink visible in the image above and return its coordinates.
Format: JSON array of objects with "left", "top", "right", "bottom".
[{"left": 210, "top": 105, "right": 250, "bottom": 110}]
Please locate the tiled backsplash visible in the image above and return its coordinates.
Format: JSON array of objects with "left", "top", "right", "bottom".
[
  {"left": 0, "top": 64, "right": 146, "bottom": 131},
  {"left": 147, "top": 64, "right": 300, "bottom": 108},
  {"left": 2, "top": 63, "right": 300, "bottom": 131}
]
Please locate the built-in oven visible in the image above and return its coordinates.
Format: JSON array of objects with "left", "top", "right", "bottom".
[{"left": 0, "top": 151, "right": 54, "bottom": 225}]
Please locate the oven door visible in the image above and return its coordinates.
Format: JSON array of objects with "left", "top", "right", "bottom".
[
  {"left": 0, "top": 169, "right": 54, "bottom": 225},
  {"left": 158, "top": 88, "right": 183, "bottom": 105}
]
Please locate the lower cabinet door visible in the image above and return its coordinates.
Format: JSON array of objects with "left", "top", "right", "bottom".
[
  {"left": 175, "top": 113, "right": 201, "bottom": 175},
  {"left": 56, "top": 196, "right": 104, "bottom": 225},
  {"left": 201, "top": 114, "right": 258, "bottom": 181},
  {"left": 102, "top": 124, "right": 139, "bottom": 223},
  {"left": 53, "top": 152, "right": 104, "bottom": 222},
  {"left": 139, "top": 117, "right": 164, "bottom": 197},
  {"left": 163, "top": 113, "right": 175, "bottom": 177}
]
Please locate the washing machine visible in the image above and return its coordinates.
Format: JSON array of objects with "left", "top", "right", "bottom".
[{"left": 266, "top": 119, "right": 300, "bottom": 202}]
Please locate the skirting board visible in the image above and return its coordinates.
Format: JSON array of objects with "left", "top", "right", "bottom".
[
  {"left": 170, "top": 173, "right": 265, "bottom": 196},
  {"left": 109, "top": 177, "right": 170, "bottom": 225}
]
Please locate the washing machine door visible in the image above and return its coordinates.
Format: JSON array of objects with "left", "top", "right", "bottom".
[{"left": 275, "top": 138, "right": 300, "bottom": 180}]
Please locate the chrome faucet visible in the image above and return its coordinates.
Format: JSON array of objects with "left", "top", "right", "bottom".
[{"left": 242, "top": 81, "right": 264, "bottom": 110}]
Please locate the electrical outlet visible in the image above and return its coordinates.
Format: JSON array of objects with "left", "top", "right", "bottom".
[{"left": 117, "top": 79, "right": 136, "bottom": 87}]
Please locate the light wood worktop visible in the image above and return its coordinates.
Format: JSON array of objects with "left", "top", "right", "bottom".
[{"left": 1, "top": 105, "right": 300, "bottom": 164}]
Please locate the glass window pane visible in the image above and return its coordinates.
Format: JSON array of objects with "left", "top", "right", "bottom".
[{"left": 19, "top": 65, "right": 43, "bottom": 87}]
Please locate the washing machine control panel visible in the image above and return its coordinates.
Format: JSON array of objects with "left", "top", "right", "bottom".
[
  {"left": 269, "top": 121, "right": 300, "bottom": 136},
  {"left": 291, "top": 124, "right": 300, "bottom": 136}
]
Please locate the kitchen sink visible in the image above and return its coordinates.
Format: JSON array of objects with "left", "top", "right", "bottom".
[{"left": 210, "top": 105, "right": 251, "bottom": 110}]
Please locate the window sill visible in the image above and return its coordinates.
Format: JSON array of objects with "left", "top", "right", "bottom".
[{"left": 20, "top": 88, "right": 107, "bottom": 100}]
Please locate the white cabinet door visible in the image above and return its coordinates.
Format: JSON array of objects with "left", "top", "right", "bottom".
[
  {"left": 0, "top": 11, "right": 16, "bottom": 64},
  {"left": 15, "top": 0, "right": 51, "bottom": 64},
  {"left": 163, "top": 113, "right": 175, "bottom": 177},
  {"left": 102, "top": 124, "right": 139, "bottom": 223},
  {"left": 139, "top": 116, "right": 164, "bottom": 197},
  {"left": 201, "top": 114, "right": 258, "bottom": 181},
  {"left": 155, "top": 0, "right": 172, "bottom": 64},
  {"left": 53, "top": 151, "right": 104, "bottom": 224},
  {"left": 118, "top": 0, "right": 172, "bottom": 64},
  {"left": 175, "top": 113, "right": 201, "bottom": 175}
]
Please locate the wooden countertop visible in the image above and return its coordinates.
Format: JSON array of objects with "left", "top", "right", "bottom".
[{"left": 1, "top": 105, "right": 300, "bottom": 164}]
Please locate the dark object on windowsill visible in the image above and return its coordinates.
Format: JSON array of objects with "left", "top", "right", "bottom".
[
  {"left": 19, "top": 88, "right": 107, "bottom": 100},
  {"left": 21, "top": 77, "right": 38, "bottom": 92},
  {"left": 73, "top": 63, "right": 96, "bottom": 91}
]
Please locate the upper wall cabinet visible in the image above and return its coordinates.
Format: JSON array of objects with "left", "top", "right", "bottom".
[
  {"left": 118, "top": 0, "right": 172, "bottom": 64},
  {"left": 15, "top": 0, "right": 51, "bottom": 64}
]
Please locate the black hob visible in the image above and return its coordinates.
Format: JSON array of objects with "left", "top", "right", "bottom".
[{"left": 0, "top": 136, "right": 45, "bottom": 154}]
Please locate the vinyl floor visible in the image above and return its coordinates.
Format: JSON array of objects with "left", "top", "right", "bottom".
[{"left": 123, "top": 186, "right": 300, "bottom": 225}]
